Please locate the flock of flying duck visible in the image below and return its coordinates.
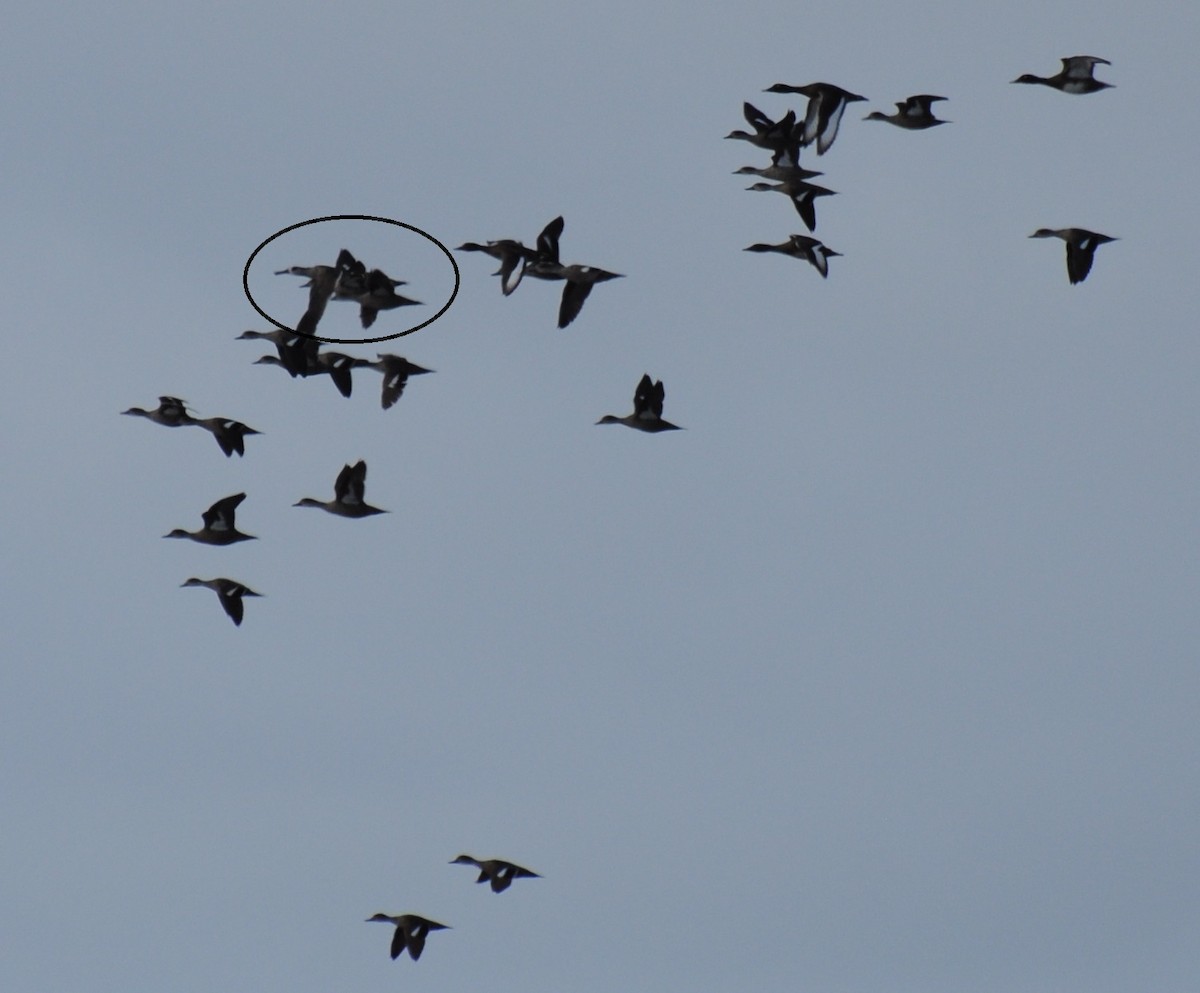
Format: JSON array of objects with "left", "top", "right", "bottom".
[
  {"left": 121, "top": 246, "right": 436, "bottom": 626},
  {"left": 116, "top": 56, "right": 1122, "bottom": 975},
  {"left": 728, "top": 56, "right": 1117, "bottom": 283},
  {"left": 365, "top": 854, "right": 540, "bottom": 963},
  {"left": 123, "top": 236, "right": 681, "bottom": 625},
  {"left": 124, "top": 57, "right": 1116, "bottom": 625}
]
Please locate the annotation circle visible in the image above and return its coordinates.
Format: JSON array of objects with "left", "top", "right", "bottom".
[{"left": 242, "top": 214, "right": 459, "bottom": 343}]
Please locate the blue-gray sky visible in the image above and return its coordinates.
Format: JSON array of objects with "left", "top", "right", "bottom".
[{"left": 4, "top": 2, "right": 1198, "bottom": 991}]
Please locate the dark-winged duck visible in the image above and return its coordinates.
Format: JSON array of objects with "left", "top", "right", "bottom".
[
  {"left": 1012, "top": 56, "right": 1112, "bottom": 94},
  {"left": 450, "top": 855, "right": 542, "bottom": 893},
  {"left": 253, "top": 351, "right": 368, "bottom": 398},
  {"left": 865, "top": 94, "right": 949, "bottom": 129},
  {"left": 365, "top": 914, "right": 450, "bottom": 961},
  {"left": 733, "top": 161, "right": 823, "bottom": 183},
  {"left": 193, "top": 417, "right": 262, "bottom": 457},
  {"left": 597, "top": 374, "right": 682, "bottom": 433},
  {"left": 553, "top": 265, "right": 624, "bottom": 329},
  {"left": 724, "top": 102, "right": 800, "bottom": 155},
  {"left": 457, "top": 238, "right": 533, "bottom": 295},
  {"left": 163, "top": 493, "right": 257, "bottom": 545},
  {"left": 294, "top": 460, "right": 388, "bottom": 517},
  {"left": 520, "top": 215, "right": 566, "bottom": 282},
  {"left": 765, "top": 82, "right": 866, "bottom": 154},
  {"left": 276, "top": 248, "right": 362, "bottom": 338},
  {"left": 499, "top": 215, "right": 622, "bottom": 326},
  {"left": 180, "top": 577, "right": 262, "bottom": 626},
  {"left": 361, "top": 354, "right": 434, "bottom": 410},
  {"left": 352, "top": 268, "right": 422, "bottom": 329},
  {"left": 744, "top": 179, "right": 836, "bottom": 232},
  {"left": 1029, "top": 227, "right": 1117, "bottom": 284},
  {"left": 122, "top": 396, "right": 197, "bottom": 427},
  {"left": 744, "top": 234, "right": 841, "bottom": 278}
]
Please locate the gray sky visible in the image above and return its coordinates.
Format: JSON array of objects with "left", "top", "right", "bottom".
[{"left": 4, "top": 2, "right": 1198, "bottom": 991}]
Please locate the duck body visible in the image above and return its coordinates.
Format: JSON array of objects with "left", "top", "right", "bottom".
[
  {"left": 164, "top": 493, "right": 257, "bottom": 545},
  {"left": 352, "top": 268, "right": 422, "bottom": 328},
  {"left": 733, "top": 162, "right": 823, "bottom": 183},
  {"left": 1029, "top": 227, "right": 1117, "bottom": 284},
  {"left": 520, "top": 215, "right": 567, "bottom": 281},
  {"left": 194, "top": 417, "right": 261, "bottom": 457},
  {"left": 725, "top": 102, "right": 799, "bottom": 154},
  {"left": 180, "top": 577, "right": 262, "bottom": 625},
  {"left": 1012, "top": 56, "right": 1112, "bottom": 93},
  {"left": 744, "top": 234, "right": 841, "bottom": 278},
  {"left": 294, "top": 460, "right": 388, "bottom": 517},
  {"left": 277, "top": 249, "right": 363, "bottom": 339},
  {"left": 122, "top": 396, "right": 197, "bottom": 427},
  {"left": 450, "top": 854, "right": 542, "bottom": 893},
  {"left": 362, "top": 354, "right": 434, "bottom": 410},
  {"left": 457, "top": 238, "right": 533, "bottom": 295},
  {"left": 744, "top": 179, "right": 836, "bottom": 231},
  {"left": 553, "top": 265, "right": 624, "bottom": 328},
  {"left": 365, "top": 914, "right": 450, "bottom": 961},
  {"left": 597, "top": 373, "right": 682, "bottom": 432},
  {"left": 765, "top": 82, "right": 866, "bottom": 154},
  {"left": 865, "top": 94, "right": 949, "bottom": 129},
  {"left": 253, "top": 351, "right": 368, "bottom": 398}
]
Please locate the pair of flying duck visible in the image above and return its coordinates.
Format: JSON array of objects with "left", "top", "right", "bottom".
[
  {"left": 122, "top": 396, "right": 261, "bottom": 457},
  {"left": 458, "top": 215, "right": 623, "bottom": 328},
  {"left": 1015, "top": 57, "right": 1116, "bottom": 284},
  {"left": 164, "top": 462, "right": 388, "bottom": 542},
  {"left": 367, "top": 855, "right": 539, "bottom": 963},
  {"left": 276, "top": 248, "right": 421, "bottom": 338}
]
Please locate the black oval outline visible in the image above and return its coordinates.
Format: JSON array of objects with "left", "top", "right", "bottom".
[{"left": 243, "top": 214, "right": 460, "bottom": 343}]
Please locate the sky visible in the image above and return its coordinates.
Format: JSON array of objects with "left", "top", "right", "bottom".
[{"left": 4, "top": 2, "right": 1199, "bottom": 991}]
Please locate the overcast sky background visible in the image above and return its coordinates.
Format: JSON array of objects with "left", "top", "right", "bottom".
[{"left": 4, "top": 2, "right": 1198, "bottom": 991}]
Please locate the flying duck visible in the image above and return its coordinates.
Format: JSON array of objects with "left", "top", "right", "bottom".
[
  {"left": 276, "top": 249, "right": 362, "bottom": 338},
  {"left": 361, "top": 354, "right": 434, "bottom": 410},
  {"left": 450, "top": 855, "right": 542, "bottom": 893},
  {"left": 294, "top": 460, "right": 388, "bottom": 517},
  {"left": 724, "top": 102, "right": 800, "bottom": 154},
  {"left": 352, "top": 268, "right": 422, "bottom": 328},
  {"left": 596, "top": 374, "right": 682, "bottom": 432},
  {"left": 1028, "top": 227, "right": 1117, "bottom": 284},
  {"left": 180, "top": 577, "right": 262, "bottom": 626},
  {"left": 765, "top": 82, "right": 867, "bottom": 154},
  {"left": 864, "top": 94, "right": 949, "bottom": 129},
  {"left": 1012, "top": 56, "right": 1112, "bottom": 94},
  {"left": 493, "top": 216, "right": 622, "bottom": 326},
  {"left": 193, "top": 417, "right": 261, "bottom": 457},
  {"left": 365, "top": 914, "right": 450, "bottom": 961},
  {"left": 552, "top": 264, "right": 624, "bottom": 329},
  {"left": 457, "top": 238, "right": 534, "bottom": 295},
  {"left": 275, "top": 248, "right": 364, "bottom": 289},
  {"left": 744, "top": 234, "right": 841, "bottom": 278},
  {"left": 121, "top": 396, "right": 197, "bottom": 427},
  {"left": 744, "top": 179, "right": 836, "bottom": 232},
  {"left": 733, "top": 161, "right": 823, "bottom": 183},
  {"left": 520, "top": 215, "right": 567, "bottom": 282},
  {"left": 163, "top": 493, "right": 257, "bottom": 545}
]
